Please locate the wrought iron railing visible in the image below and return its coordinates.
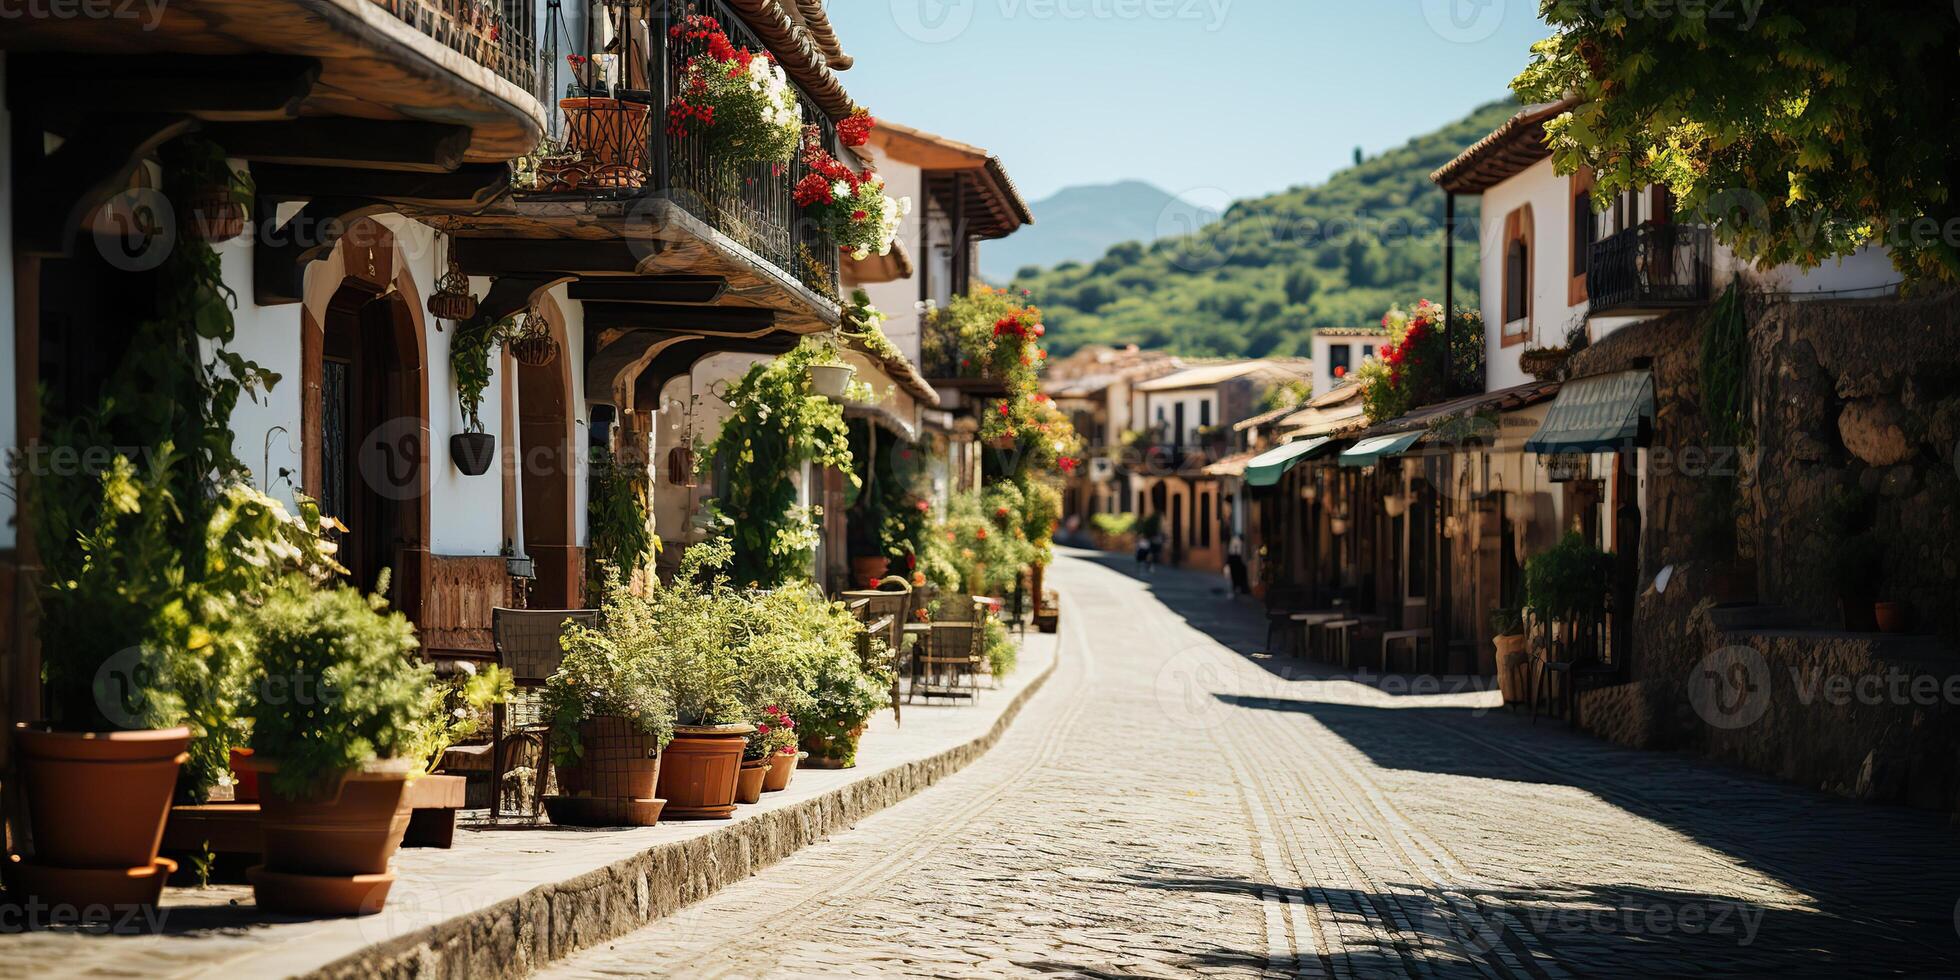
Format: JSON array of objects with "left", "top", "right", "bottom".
[
  {"left": 370, "top": 0, "right": 545, "bottom": 104},
  {"left": 1588, "top": 222, "right": 1713, "bottom": 314},
  {"left": 513, "top": 0, "right": 840, "bottom": 298}
]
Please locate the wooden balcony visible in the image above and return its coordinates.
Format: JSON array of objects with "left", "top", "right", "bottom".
[{"left": 1588, "top": 223, "right": 1714, "bottom": 316}]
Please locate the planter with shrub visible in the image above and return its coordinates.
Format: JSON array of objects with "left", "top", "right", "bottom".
[{"left": 243, "top": 574, "right": 432, "bottom": 916}]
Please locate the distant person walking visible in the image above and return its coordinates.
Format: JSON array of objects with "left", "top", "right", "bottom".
[{"left": 1227, "top": 533, "right": 1250, "bottom": 595}]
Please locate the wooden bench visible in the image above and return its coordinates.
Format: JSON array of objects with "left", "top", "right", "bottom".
[{"left": 1381, "top": 628, "right": 1432, "bottom": 674}]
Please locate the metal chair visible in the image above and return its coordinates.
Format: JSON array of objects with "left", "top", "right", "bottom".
[
  {"left": 843, "top": 587, "right": 913, "bottom": 724},
  {"left": 489, "top": 607, "right": 597, "bottom": 822}
]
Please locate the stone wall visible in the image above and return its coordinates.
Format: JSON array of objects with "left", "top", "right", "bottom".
[{"left": 1562, "top": 290, "right": 1960, "bottom": 813}]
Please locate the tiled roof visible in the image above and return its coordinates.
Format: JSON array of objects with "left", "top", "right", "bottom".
[
  {"left": 1430, "top": 98, "right": 1579, "bottom": 194},
  {"left": 728, "top": 0, "right": 855, "bottom": 118},
  {"left": 1317, "top": 326, "right": 1388, "bottom": 339},
  {"left": 1135, "top": 359, "right": 1312, "bottom": 393}
]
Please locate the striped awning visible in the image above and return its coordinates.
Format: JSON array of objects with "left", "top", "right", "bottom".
[
  {"left": 1524, "top": 369, "right": 1655, "bottom": 454},
  {"left": 1244, "top": 437, "right": 1331, "bottom": 487},
  {"left": 1339, "top": 431, "right": 1423, "bottom": 468}
]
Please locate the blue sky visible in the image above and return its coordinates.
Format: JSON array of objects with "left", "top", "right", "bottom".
[{"left": 827, "top": 1, "right": 1551, "bottom": 204}]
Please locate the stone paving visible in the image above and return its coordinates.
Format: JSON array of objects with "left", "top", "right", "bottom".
[{"left": 545, "top": 549, "right": 1960, "bottom": 979}]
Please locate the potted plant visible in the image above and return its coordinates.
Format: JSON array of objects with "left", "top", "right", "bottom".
[
  {"left": 794, "top": 619, "right": 891, "bottom": 770},
  {"left": 1487, "top": 605, "right": 1527, "bottom": 700},
  {"left": 665, "top": 15, "right": 803, "bottom": 167},
  {"left": 541, "top": 590, "right": 676, "bottom": 827},
  {"left": 403, "top": 663, "right": 511, "bottom": 846},
  {"left": 559, "top": 53, "right": 650, "bottom": 184},
  {"left": 794, "top": 125, "right": 911, "bottom": 261},
  {"left": 1522, "top": 533, "right": 1615, "bottom": 667},
  {"left": 450, "top": 313, "right": 519, "bottom": 476},
  {"left": 755, "top": 705, "right": 801, "bottom": 793},
  {"left": 178, "top": 135, "right": 253, "bottom": 243},
  {"left": 242, "top": 573, "right": 431, "bottom": 916},
  {"left": 627, "top": 541, "right": 756, "bottom": 819},
  {"left": 805, "top": 342, "right": 857, "bottom": 401},
  {"left": 1875, "top": 599, "right": 1912, "bottom": 635}
]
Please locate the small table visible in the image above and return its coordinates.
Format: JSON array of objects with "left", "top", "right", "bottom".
[{"left": 1289, "top": 611, "right": 1346, "bottom": 660}]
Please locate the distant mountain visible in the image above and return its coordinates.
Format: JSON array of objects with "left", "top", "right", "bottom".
[
  {"left": 981, "top": 180, "right": 1219, "bottom": 282},
  {"left": 1011, "top": 100, "right": 1520, "bottom": 358}
]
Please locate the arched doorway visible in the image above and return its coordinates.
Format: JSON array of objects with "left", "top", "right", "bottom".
[
  {"left": 303, "top": 218, "right": 430, "bottom": 622},
  {"left": 514, "top": 295, "right": 580, "bottom": 608}
]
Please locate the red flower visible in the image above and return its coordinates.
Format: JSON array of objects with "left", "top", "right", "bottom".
[
  {"left": 976, "top": 529, "right": 989, "bottom": 540},
  {"left": 838, "top": 107, "right": 876, "bottom": 147},
  {"left": 1333, "top": 365, "right": 1347, "bottom": 378},
  {"left": 852, "top": 209, "right": 869, "bottom": 222}
]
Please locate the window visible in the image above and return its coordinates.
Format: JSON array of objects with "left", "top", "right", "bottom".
[
  {"left": 1361, "top": 344, "right": 1375, "bottom": 360},
  {"left": 1328, "top": 343, "right": 1351, "bottom": 378},
  {"left": 1568, "top": 169, "right": 1597, "bottom": 306},
  {"left": 1200, "top": 493, "right": 1212, "bottom": 548},
  {"left": 1501, "top": 205, "right": 1534, "bottom": 345},
  {"left": 1199, "top": 400, "right": 1212, "bottom": 430},
  {"left": 1173, "top": 403, "right": 1186, "bottom": 447},
  {"left": 1504, "top": 239, "right": 1529, "bottom": 322}
]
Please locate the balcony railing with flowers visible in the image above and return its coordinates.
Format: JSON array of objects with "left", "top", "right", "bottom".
[
  {"left": 1588, "top": 222, "right": 1713, "bottom": 315},
  {"left": 370, "top": 0, "right": 545, "bottom": 104},
  {"left": 515, "top": 0, "right": 840, "bottom": 298}
]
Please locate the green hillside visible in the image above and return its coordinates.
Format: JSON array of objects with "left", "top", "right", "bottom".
[{"left": 1010, "top": 99, "right": 1519, "bottom": 357}]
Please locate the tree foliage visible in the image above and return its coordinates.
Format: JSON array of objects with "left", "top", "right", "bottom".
[{"left": 1512, "top": 2, "right": 1960, "bottom": 282}]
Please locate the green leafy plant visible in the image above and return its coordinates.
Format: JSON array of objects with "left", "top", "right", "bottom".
[
  {"left": 245, "top": 573, "right": 432, "bottom": 800},
  {"left": 794, "top": 624, "right": 891, "bottom": 767},
  {"left": 1487, "top": 604, "right": 1524, "bottom": 637},
  {"left": 1356, "top": 300, "right": 1483, "bottom": 424},
  {"left": 546, "top": 595, "right": 677, "bottom": 767},
  {"left": 982, "top": 617, "right": 1016, "bottom": 677},
  {"left": 701, "top": 341, "right": 858, "bottom": 587},
  {"left": 586, "top": 447, "right": 656, "bottom": 601},
  {"left": 747, "top": 704, "right": 798, "bottom": 761},
  {"left": 1091, "top": 512, "right": 1138, "bottom": 537},
  {"left": 1513, "top": 5, "right": 1960, "bottom": 283},
  {"left": 450, "top": 314, "right": 520, "bottom": 434},
  {"left": 409, "top": 663, "right": 512, "bottom": 774},
  {"left": 1522, "top": 533, "right": 1615, "bottom": 624}
]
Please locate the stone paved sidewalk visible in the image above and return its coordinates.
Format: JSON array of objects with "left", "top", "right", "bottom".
[
  {"left": 0, "top": 628, "right": 1059, "bottom": 979},
  {"left": 544, "top": 549, "right": 1960, "bottom": 979}
]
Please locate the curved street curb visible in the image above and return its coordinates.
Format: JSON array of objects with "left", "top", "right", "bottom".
[{"left": 304, "top": 628, "right": 1064, "bottom": 980}]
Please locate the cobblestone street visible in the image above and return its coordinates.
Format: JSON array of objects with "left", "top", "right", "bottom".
[{"left": 546, "top": 549, "right": 1960, "bottom": 979}]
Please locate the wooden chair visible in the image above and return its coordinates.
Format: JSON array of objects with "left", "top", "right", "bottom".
[
  {"left": 843, "top": 587, "right": 913, "bottom": 724},
  {"left": 910, "top": 622, "right": 981, "bottom": 702},
  {"left": 489, "top": 607, "right": 597, "bottom": 822}
]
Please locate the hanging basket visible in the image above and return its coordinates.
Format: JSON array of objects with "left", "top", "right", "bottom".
[
  {"left": 428, "top": 257, "right": 477, "bottom": 322},
  {"left": 509, "top": 331, "right": 559, "bottom": 367},
  {"left": 186, "top": 187, "right": 245, "bottom": 243}
]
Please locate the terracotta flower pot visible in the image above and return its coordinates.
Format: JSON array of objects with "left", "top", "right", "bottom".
[
  {"left": 735, "top": 758, "right": 770, "bottom": 805},
  {"left": 552, "top": 716, "right": 660, "bottom": 801},
  {"left": 1493, "top": 634, "right": 1529, "bottom": 703},
  {"left": 1875, "top": 601, "right": 1911, "bottom": 635},
  {"left": 12, "top": 724, "right": 190, "bottom": 869},
  {"left": 761, "top": 750, "right": 799, "bottom": 793},
  {"left": 230, "top": 746, "right": 260, "bottom": 804},
  {"left": 246, "top": 758, "right": 414, "bottom": 916},
  {"left": 851, "top": 555, "right": 891, "bottom": 589},
  {"left": 656, "top": 725, "right": 753, "bottom": 820},
  {"left": 799, "top": 725, "right": 866, "bottom": 770}
]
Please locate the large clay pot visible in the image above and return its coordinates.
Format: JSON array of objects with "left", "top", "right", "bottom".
[
  {"left": 247, "top": 758, "right": 414, "bottom": 915},
  {"left": 851, "top": 556, "right": 891, "bottom": 590},
  {"left": 761, "top": 750, "right": 800, "bottom": 793},
  {"left": 1493, "top": 634, "right": 1529, "bottom": 704},
  {"left": 558, "top": 96, "right": 651, "bottom": 181},
  {"left": 553, "top": 716, "right": 660, "bottom": 800},
  {"left": 656, "top": 725, "right": 752, "bottom": 820},
  {"left": 13, "top": 724, "right": 190, "bottom": 868},
  {"left": 735, "top": 758, "right": 770, "bottom": 805}
]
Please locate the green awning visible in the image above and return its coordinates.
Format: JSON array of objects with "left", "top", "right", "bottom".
[
  {"left": 1339, "top": 431, "right": 1423, "bottom": 467},
  {"left": 1525, "top": 369, "right": 1654, "bottom": 454},
  {"left": 1244, "top": 437, "right": 1330, "bottom": 487}
]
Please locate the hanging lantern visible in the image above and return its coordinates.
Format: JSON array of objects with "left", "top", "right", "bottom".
[
  {"left": 428, "top": 252, "right": 478, "bottom": 322},
  {"left": 666, "top": 444, "right": 698, "bottom": 488},
  {"left": 508, "top": 295, "right": 560, "bottom": 367}
]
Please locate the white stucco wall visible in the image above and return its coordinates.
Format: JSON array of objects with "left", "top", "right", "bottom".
[
  {"left": 1142, "top": 389, "right": 1219, "bottom": 446},
  {"left": 1310, "top": 334, "right": 1382, "bottom": 394},
  {"left": 215, "top": 227, "right": 306, "bottom": 506},
  {"left": 858, "top": 144, "right": 927, "bottom": 366}
]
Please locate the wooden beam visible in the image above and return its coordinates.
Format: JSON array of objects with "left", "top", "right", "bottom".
[
  {"left": 7, "top": 54, "right": 319, "bottom": 125},
  {"left": 476, "top": 275, "right": 574, "bottom": 325},
  {"left": 632, "top": 333, "right": 800, "bottom": 408},
  {"left": 587, "top": 329, "right": 694, "bottom": 401},
  {"left": 13, "top": 112, "right": 197, "bottom": 258},
  {"left": 452, "top": 238, "right": 663, "bottom": 276},
  {"left": 202, "top": 119, "right": 473, "bottom": 173},
  {"left": 566, "top": 276, "right": 728, "bottom": 305},
  {"left": 252, "top": 196, "right": 393, "bottom": 306},
  {"left": 252, "top": 163, "right": 512, "bottom": 209},
  {"left": 581, "top": 302, "right": 776, "bottom": 333}
]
